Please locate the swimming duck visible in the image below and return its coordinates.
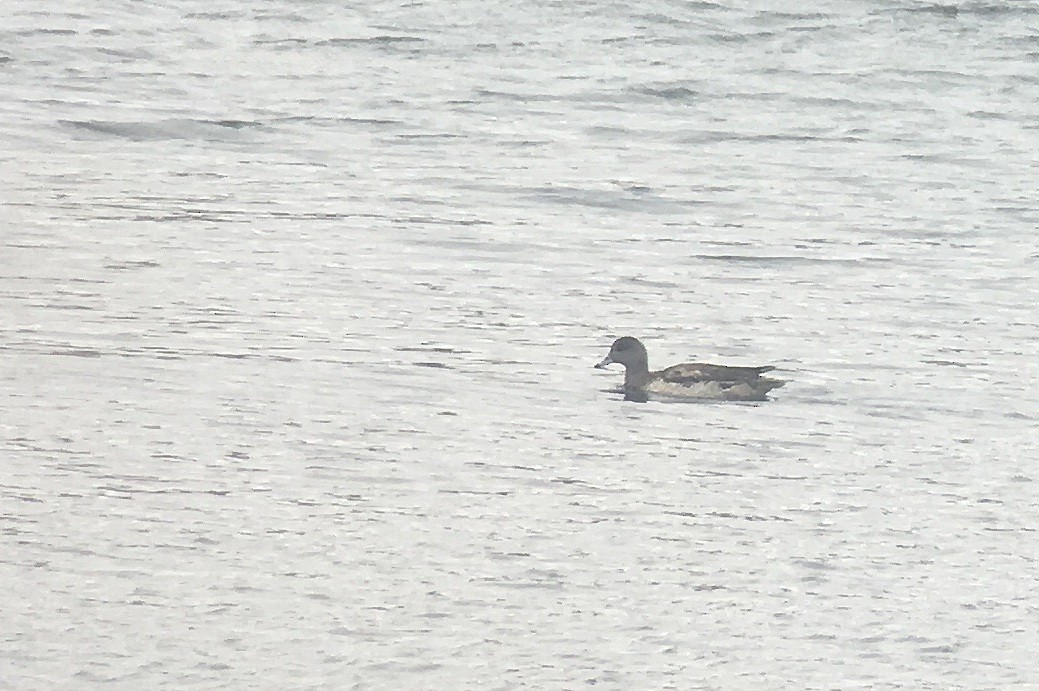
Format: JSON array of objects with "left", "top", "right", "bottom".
[{"left": 594, "top": 336, "right": 784, "bottom": 402}]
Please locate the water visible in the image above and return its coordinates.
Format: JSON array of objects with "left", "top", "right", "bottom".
[{"left": 3, "top": 1, "right": 1039, "bottom": 688}]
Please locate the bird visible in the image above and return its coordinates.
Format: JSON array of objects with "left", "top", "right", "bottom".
[{"left": 594, "top": 336, "right": 784, "bottom": 402}]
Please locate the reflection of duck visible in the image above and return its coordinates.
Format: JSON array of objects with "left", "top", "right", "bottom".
[{"left": 594, "top": 336, "right": 784, "bottom": 402}]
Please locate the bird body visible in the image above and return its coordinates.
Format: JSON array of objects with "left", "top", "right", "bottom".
[{"left": 595, "top": 336, "right": 783, "bottom": 402}]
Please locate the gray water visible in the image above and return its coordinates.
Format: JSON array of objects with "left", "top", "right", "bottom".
[{"left": 3, "top": 1, "right": 1039, "bottom": 688}]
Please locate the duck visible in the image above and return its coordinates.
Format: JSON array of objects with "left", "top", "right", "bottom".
[{"left": 594, "top": 336, "right": 784, "bottom": 402}]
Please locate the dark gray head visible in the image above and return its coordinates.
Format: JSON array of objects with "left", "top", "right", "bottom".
[{"left": 594, "top": 336, "right": 649, "bottom": 372}]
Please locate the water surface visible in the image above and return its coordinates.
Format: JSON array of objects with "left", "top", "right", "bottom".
[{"left": 2, "top": 1, "right": 1038, "bottom": 688}]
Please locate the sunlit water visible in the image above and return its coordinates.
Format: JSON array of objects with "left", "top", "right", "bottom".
[{"left": 3, "top": 1, "right": 1039, "bottom": 688}]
